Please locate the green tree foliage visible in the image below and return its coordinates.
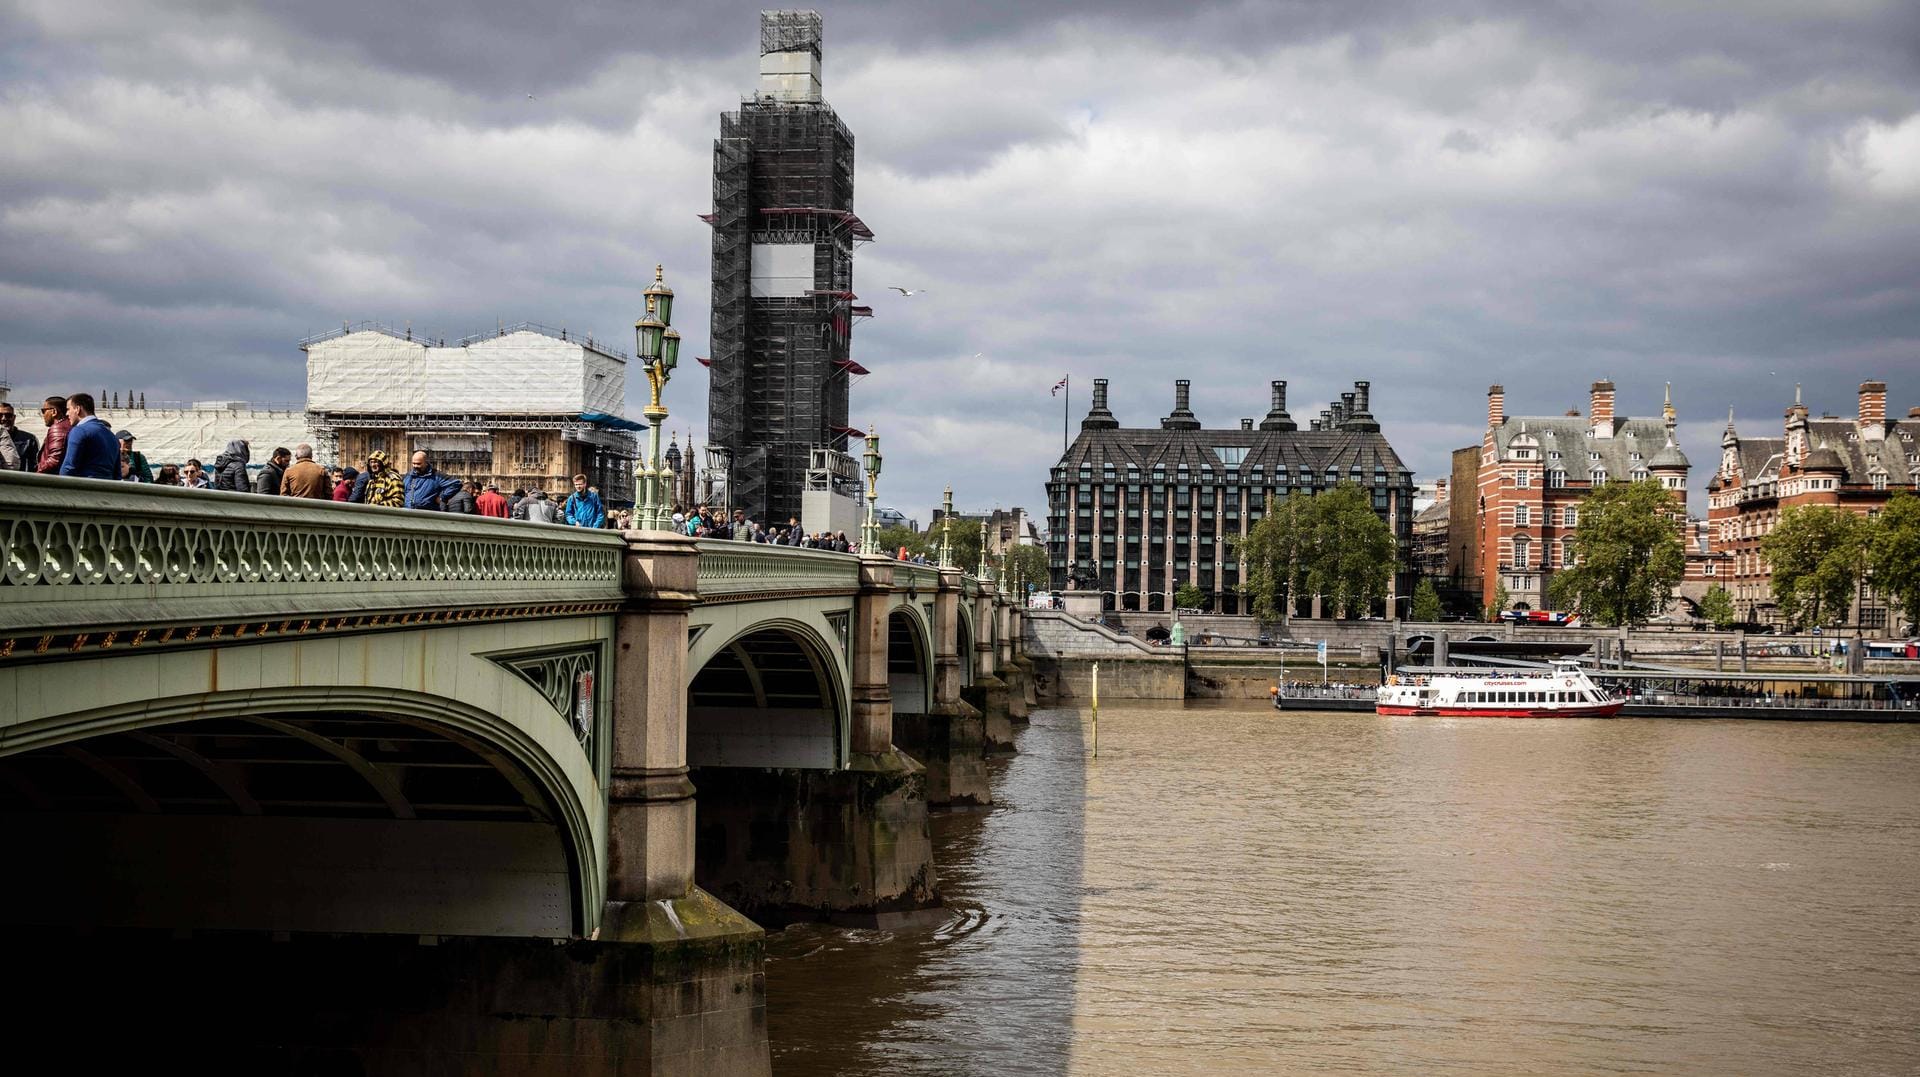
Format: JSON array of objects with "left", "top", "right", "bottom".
[
  {"left": 1003, "top": 544, "right": 1049, "bottom": 591},
  {"left": 1174, "top": 581, "right": 1206, "bottom": 610},
  {"left": 1233, "top": 494, "right": 1310, "bottom": 622},
  {"left": 1485, "top": 580, "right": 1510, "bottom": 622},
  {"left": 1868, "top": 492, "right": 1920, "bottom": 632},
  {"left": 1233, "top": 482, "right": 1397, "bottom": 621},
  {"left": 1546, "top": 479, "right": 1686, "bottom": 627},
  {"left": 1697, "top": 584, "right": 1736, "bottom": 628},
  {"left": 875, "top": 524, "right": 930, "bottom": 559},
  {"left": 1411, "top": 577, "right": 1442, "bottom": 622},
  {"left": 1763, "top": 505, "right": 1867, "bottom": 628}
]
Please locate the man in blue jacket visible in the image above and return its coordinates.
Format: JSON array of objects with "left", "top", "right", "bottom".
[
  {"left": 401, "top": 450, "right": 463, "bottom": 511},
  {"left": 58, "top": 392, "right": 120, "bottom": 480},
  {"left": 563, "top": 473, "right": 606, "bottom": 528}
]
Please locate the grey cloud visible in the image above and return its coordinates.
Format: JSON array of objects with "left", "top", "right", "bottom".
[{"left": 4, "top": 1, "right": 1919, "bottom": 520}]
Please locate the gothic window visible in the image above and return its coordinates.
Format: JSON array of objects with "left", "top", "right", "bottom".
[{"left": 519, "top": 435, "right": 542, "bottom": 471}]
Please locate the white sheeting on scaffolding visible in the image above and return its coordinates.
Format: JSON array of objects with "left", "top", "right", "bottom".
[
  {"left": 306, "top": 330, "right": 626, "bottom": 415},
  {"left": 96, "top": 406, "right": 313, "bottom": 469}
]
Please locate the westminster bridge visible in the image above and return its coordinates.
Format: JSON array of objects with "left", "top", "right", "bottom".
[{"left": 0, "top": 471, "right": 1034, "bottom": 1075}]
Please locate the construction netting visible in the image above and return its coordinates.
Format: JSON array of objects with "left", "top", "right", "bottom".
[
  {"left": 306, "top": 329, "right": 626, "bottom": 416},
  {"left": 94, "top": 405, "right": 313, "bottom": 469}
]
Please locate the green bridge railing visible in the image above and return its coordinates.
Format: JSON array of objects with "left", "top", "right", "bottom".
[{"left": 0, "top": 472, "right": 626, "bottom": 654}]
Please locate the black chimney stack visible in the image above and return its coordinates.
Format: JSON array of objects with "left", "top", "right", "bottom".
[
  {"left": 1343, "top": 379, "right": 1380, "bottom": 432},
  {"left": 1259, "top": 379, "right": 1297, "bottom": 431},
  {"left": 1082, "top": 377, "right": 1119, "bottom": 430},
  {"left": 1162, "top": 379, "right": 1201, "bottom": 430}
]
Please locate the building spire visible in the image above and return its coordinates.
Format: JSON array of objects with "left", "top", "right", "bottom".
[{"left": 1663, "top": 382, "right": 1675, "bottom": 425}]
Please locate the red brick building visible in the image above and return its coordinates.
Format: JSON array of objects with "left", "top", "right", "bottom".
[
  {"left": 1707, "top": 380, "right": 1918, "bottom": 629},
  {"left": 1474, "top": 380, "right": 1690, "bottom": 614}
]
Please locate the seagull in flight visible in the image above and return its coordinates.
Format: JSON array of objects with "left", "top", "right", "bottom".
[
  {"left": 887, "top": 286, "right": 925, "bottom": 297},
  {"left": 526, "top": 93, "right": 537, "bottom": 100}
]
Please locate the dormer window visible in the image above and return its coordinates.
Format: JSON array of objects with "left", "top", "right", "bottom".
[
  {"left": 1588, "top": 451, "right": 1601, "bottom": 461},
  {"left": 1592, "top": 468, "right": 1608, "bottom": 483}
]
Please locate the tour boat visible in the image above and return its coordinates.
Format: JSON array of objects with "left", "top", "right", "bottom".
[{"left": 1375, "top": 660, "right": 1622, "bottom": 718}]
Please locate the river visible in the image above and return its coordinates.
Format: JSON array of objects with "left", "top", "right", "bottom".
[{"left": 764, "top": 704, "right": 1920, "bottom": 1076}]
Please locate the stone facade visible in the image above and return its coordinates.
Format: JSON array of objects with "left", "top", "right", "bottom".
[
  {"left": 1708, "top": 380, "right": 1919, "bottom": 628},
  {"left": 1045, "top": 377, "right": 1416, "bottom": 615},
  {"left": 1473, "top": 381, "right": 1690, "bottom": 614}
]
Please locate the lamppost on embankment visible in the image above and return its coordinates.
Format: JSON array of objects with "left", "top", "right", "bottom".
[
  {"left": 634, "top": 265, "right": 680, "bottom": 531},
  {"left": 861, "top": 425, "right": 881, "bottom": 553}
]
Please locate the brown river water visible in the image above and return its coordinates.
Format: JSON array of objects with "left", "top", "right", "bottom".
[{"left": 764, "top": 704, "right": 1920, "bottom": 1076}]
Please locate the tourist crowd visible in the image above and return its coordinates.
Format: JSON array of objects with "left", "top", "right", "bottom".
[{"left": 3, "top": 393, "right": 930, "bottom": 559}]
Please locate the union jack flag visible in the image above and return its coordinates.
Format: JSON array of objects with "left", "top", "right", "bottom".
[{"left": 1051, "top": 376, "right": 1068, "bottom": 396}]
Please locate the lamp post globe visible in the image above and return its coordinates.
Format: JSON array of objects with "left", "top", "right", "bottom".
[
  {"left": 633, "top": 264, "right": 677, "bottom": 531},
  {"left": 860, "top": 426, "right": 882, "bottom": 553}
]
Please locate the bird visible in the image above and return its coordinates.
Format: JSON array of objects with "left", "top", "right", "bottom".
[
  {"left": 526, "top": 93, "right": 536, "bottom": 100},
  {"left": 887, "top": 286, "right": 925, "bottom": 297},
  {"left": 973, "top": 353, "right": 984, "bottom": 359}
]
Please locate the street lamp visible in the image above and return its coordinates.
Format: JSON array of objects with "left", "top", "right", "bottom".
[
  {"left": 634, "top": 265, "right": 678, "bottom": 530},
  {"left": 939, "top": 486, "right": 955, "bottom": 568},
  {"left": 861, "top": 425, "right": 882, "bottom": 554},
  {"left": 977, "top": 520, "right": 990, "bottom": 580}
]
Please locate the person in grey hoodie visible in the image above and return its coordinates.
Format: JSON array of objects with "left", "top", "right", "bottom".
[
  {"left": 513, "top": 488, "right": 561, "bottom": 524},
  {"left": 211, "top": 439, "right": 251, "bottom": 492}
]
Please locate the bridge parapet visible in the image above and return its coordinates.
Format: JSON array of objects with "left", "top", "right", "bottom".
[
  {"left": 694, "top": 539, "right": 861, "bottom": 599},
  {"left": 0, "top": 471, "right": 625, "bottom": 661}
]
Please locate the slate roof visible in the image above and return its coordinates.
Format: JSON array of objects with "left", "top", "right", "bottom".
[
  {"left": 1057, "top": 423, "right": 1412, "bottom": 481},
  {"left": 1711, "top": 417, "right": 1920, "bottom": 489},
  {"left": 1491, "top": 416, "right": 1678, "bottom": 481},
  {"left": 1805, "top": 419, "right": 1918, "bottom": 484}
]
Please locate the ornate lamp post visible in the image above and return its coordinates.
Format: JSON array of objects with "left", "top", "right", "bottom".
[
  {"left": 860, "top": 425, "right": 882, "bottom": 554},
  {"left": 977, "top": 520, "right": 990, "bottom": 580},
  {"left": 939, "top": 486, "right": 955, "bottom": 568},
  {"left": 634, "top": 266, "right": 679, "bottom": 530}
]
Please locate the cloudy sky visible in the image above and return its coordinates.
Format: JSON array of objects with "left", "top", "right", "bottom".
[{"left": 3, "top": 0, "right": 1917, "bottom": 518}]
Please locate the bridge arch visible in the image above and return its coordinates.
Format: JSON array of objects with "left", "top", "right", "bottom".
[
  {"left": 686, "top": 618, "right": 848, "bottom": 769},
  {"left": 887, "top": 604, "right": 934, "bottom": 715},
  {"left": 957, "top": 603, "right": 977, "bottom": 688},
  {"left": 0, "top": 687, "right": 602, "bottom": 940}
]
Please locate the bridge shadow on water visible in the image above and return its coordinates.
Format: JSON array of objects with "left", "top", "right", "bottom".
[{"left": 765, "top": 708, "right": 1089, "bottom": 1076}]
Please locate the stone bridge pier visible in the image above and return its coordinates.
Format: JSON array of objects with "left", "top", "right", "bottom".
[
  {"left": 685, "top": 552, "right": 939, "bottom": 928},
  {"left": 892, "top": 567, "right": 990, "bottom": 807},
  {"left": 965, "top": 584, "right": 1018, "bottom": 754}
]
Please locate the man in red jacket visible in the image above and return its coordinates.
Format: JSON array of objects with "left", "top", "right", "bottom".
[
  {"left": 476, "top": 482, "right": 510, "bottom": 518},
  {"left": 36, "top": 396, "right": 69, "bottom": 474}
]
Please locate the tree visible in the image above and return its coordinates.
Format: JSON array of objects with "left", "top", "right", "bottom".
[
  {"left": 1173, "top": 581, "right": 1206, "bottom": 610},
  {"left": 1547, "top": 479, "right": 1686, "bottom": 627},
  {"left": 1003, "top": 543, "right": 1049, "bottom": 591},
  {"left": 875, "top": 524, "right": 930, "bottom": 559},
  {"left": 1485, "top": 580, "right": 1510, "bottom": 622},
  {"left": 1302, "top": 483, "right": 1398, "bottom": 618},
  {"left": 1411, "top": 577, "right": 1442, "bottom": 622},
  {"left": 1233, "top": 493, "right": 1311, "bottom": 622},
  {"left": 1698, "top": 585, "right": 1736, "bottom": 628},
  {"left": 1867, "top": 491, "right": 1920, "bottom": 632},
  {"left": 1762, "top": 505, "right": 1866, "bottom": 629},
  {"left": 1233, "top": 482, "right": 1397, "bottom": 621}
]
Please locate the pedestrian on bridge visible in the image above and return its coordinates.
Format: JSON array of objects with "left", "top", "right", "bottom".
[
  {"left": 58, "top": 393, "right": 119, "bottom": 481},
  {"left": 562, "top": 474, "right": 605, "bottom": 528},
  {"left": 212, "top": 440, "right": 250, "bottom": 491},
  {"left": 253, "top": 446, "right": 291, "bottom": 496},
  {"left": 0, "top": 399, "right": 38, "bottom": 472},
  {"left": 477, "top": 482, "right": 509, "bottom": 517},
  {"left": 445, "top": 480, "right": 479, "bottom": 515},
  {"left": 36, "top": 396, "right": 69, "bottom": 474},
  {"left": 114, "top": 430, "right": 152, "bottom": 483},
  {"left": 352, "top": 451, "right": 403, "bottom": 506},
  {"left": 401, "top": 450, "right": 462, "bottom": 511},
  {"left": 282, "top": 444, "right": 331, "bottom": 498}
]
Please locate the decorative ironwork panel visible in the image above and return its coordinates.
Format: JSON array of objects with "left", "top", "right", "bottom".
[{"left": 693, "top": 539, "right": 860, "bottom": 598}]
